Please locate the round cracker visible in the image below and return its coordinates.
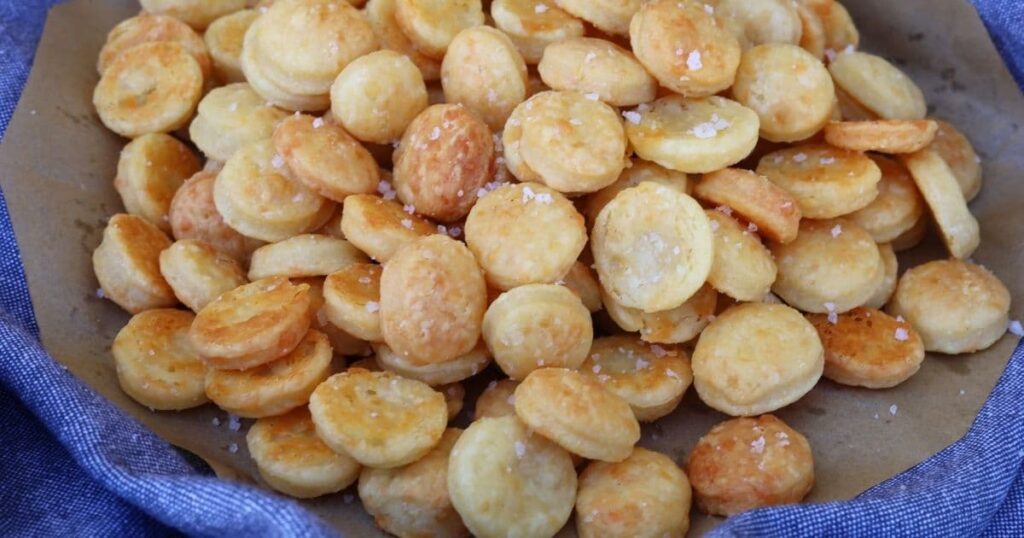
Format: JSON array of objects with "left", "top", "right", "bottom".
[{"left": 692, "top": 303, "right": 824, "bottom": 416}]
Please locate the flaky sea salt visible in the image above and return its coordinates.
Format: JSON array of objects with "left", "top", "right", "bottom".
[
  {"left": 687, "top": 50, "right": 703, "bottom": 71},
  {"left": 824, "top": 302, "right": 838, "bottom": 324}
]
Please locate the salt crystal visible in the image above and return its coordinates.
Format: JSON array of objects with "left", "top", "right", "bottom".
[
  {"left": 95, "top": 288, "right": 106, "bottom": 299},
  {"left": 675, "top": 47, "right": 685, "bottom": 57},
  {"left": 312, "top": 117, "right": 324, "bottom": 129},
  {"left": 584, "top": 52, "right": 597, "bottom": 63},
  {"left": 514, "top": 441, "right": 526, "bottom": 458},
  {"left": 751, "top": 436, "right": 765, "bottom": 454},
  {"left": 666, "top": 368, "right": 680, "bottom": 380},
  {"left": 894, "top": 327, "right": 909, "bottom": 341},
  {"left": 403, "top": 204, "right": 416, "bottom": 214},
  {"left": 690, "top": 122, "right": 718, "bottom": 139},
  {"left": 584, "top": 92, "right": 600, "bottom": 101},
  {"left": 429, "top": 126, "right": 441, "bottom": 140},
  {"left": 228, "top": 415, "right": 241, "bottom": 432},
  {"left": 343, "top": 494, "right": 355, "bottom": 504},
  {"left": 569, "top": 118, "right": 583, "bottom": 126},
  {"left": 437, "top": 225, "right": 447, "bottom": 235},
  {"left": 365, "top": 301, "right": 380, "bottom": 313},
  {"left": 211, "top": 417, "right": 221, "bottom": 427},
  {"left": 370, "top": 411, "right": 379, "bottom": 418},
  {"left": 960, "top": 389, "right": 966, "bottom": 395},
  {"left": 448, "top": 226, "right": 462, "bottom": 237},
  {"left": 228, "top": 443, "right": 238, "bottom": 454},
  {"left": 1008, "top": 320, "right": 1024, "bottom": 337},
  {"left": 820, "top": 156, "right": 835, "bottom": 165},
  {"left": 716, "top": 205, "right": 733, "bottom": 216},
  {"left": 686, "top": 50, "right": 704, "bottom": 71},
  {"left": 457, "top": 189, "right": 464, "bottom": 197},
  {"left": 592, "top": 364, "right": 602, "bottom": 374},
  {"left": 507, "top": 393, "right": 516, "bottom": 405},
  {"left": 534, "top": 3, "right": 549, "bottom": 13},
  {"left": 30, "top": 110, "right": 36, "bottom": 115},
  {"left": 522, "top": 185, "right": 536, "bottom": 202},
  {"left": 622, "top": 111, "right": 642, "bottom": 124},
  {"left": 793, "top": 153, "right": 807, "bottom": 163},
  {"left": 534, "top": 193, "right": 553, "bottom": 204},
  {"left": 635, "top": 358, "right": 650, "bottom": 370},
  {"left": 228, "top": 102, "right": 239, "bottom": 112},
  {"left": 703, "top": 3, "right": 714, "bottom": 14},
  {"left": 271, "top": 154, "right": 285, "bottom": 169},
  {"left": 831, "top": 224, "right": 843, "bottom": 237},
  {"left": 358, "top": 276, "right": 372, "bottom": 284},
  {"left": 747, "top": 222, "right": 759, "bottom": 233},
  {"left": 825, "top": 48, "right": 838, "bottom": 62},
  {"left": 889, "top": 404, "right": 898, "bottom": 416}
]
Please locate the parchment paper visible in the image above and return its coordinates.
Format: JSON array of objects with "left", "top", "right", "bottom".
[{"left": 0, "top": 0, "right": 1021, "bottom": 535}]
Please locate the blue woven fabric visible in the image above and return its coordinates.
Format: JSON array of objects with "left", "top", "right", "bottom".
[{"left": 0, "top": 1, "right": 1022, "bottom": 537}]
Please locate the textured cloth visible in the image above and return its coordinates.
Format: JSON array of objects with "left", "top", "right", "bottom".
[{"left": 0, "top": 1, "right": 1022, "bottom": 537}]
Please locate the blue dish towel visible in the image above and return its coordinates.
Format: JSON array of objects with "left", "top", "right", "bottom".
[{"left": 0, "top": 1, "right": 1022, "bottom": 537}]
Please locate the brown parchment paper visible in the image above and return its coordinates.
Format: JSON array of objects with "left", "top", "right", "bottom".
[{"left": 0, "top": 0, "right": 1021, "bottom": 535}]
